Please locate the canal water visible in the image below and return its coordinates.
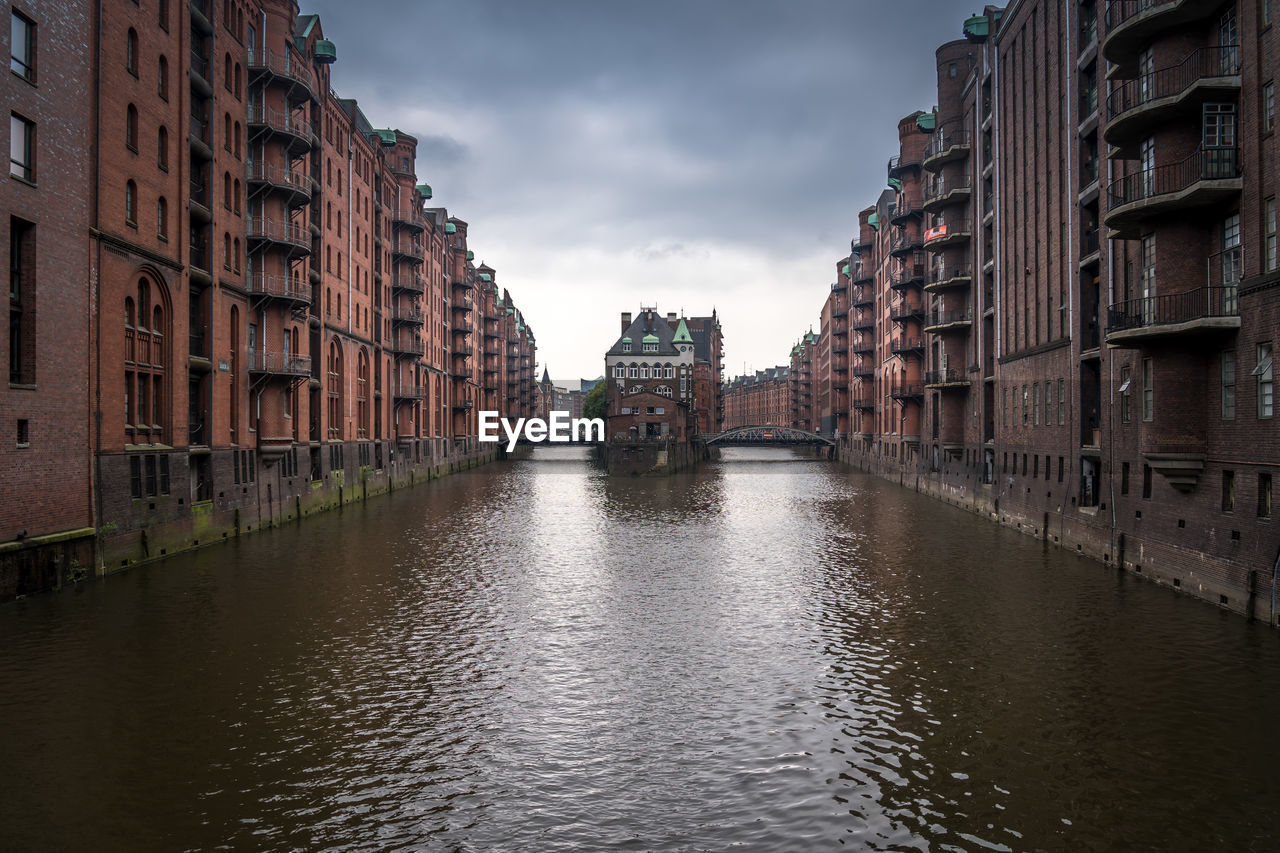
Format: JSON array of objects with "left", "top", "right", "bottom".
[{"left": 2, "top": 447, "right": 1278, "bottom": 851}]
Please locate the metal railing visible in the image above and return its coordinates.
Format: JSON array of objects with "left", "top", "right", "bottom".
[
  {"left": 925, "top": 306, "right": 974, "bottom": 328},
  {"left": 889, "top": 382, "right": 923, "bottom": 398},
  {"left": 247, "top": 351, "right": 311, "bottom": 375},
  {"left": 1107, "top": 285, "right": 1239, "bottom": 331},
  {"left": 928, "top": 262, "right": 972, "bottom": 285},
  {"left": 393, "top": 305, "right": 424, "bottom": 323},
  {"left": 924, "top": 123, "right": 971, "bottom": 161},
  {"left": 390, "top": 338, "right": 426, "bottom": 356},
  {"left": 924, "top": 219, "right": 971, "bottom": 243},
  {"left": 391, "top": 237, "right": 424, "bottom": 260},
  {"left": 394, "top": 384, "right": 426, "bottom": 399},
  {"left": 246, "top": 105, "right": 315, "bottom": 141},
  {"left": 391, "top": 273, "right": 424, "bottom": 293},
  {"left": 890, "top": 337, "right": 925, "bottom": 353},
  {"left": 1107, "top": 148, "right": 1240, "bottom": 209},
  {"left": 247, "top": 272, "right": 311, "bottom": 302},
  {"left": 925, "top": 368, "right": 968, "bottom": 385},
  {"left": 924, "top": 173, "right": 972, "bottom": 204},
  {"left": 247, "top": 46, "right": 313, "bottom": 93},
  {"left": 1107, "top": 46, "right": 1240, "bottom": 120},
  {"left": 890, "top": 300, "right": 924, "bottom": 321},
  {"left": 246, "top": 217, "right": 310, "bottom": 250},
  {"left": 891, "top": 231, "right": 923, "bottom": 254},
  {"left": 1104, "top": 0, "right": 1178, "bottom": 30},
  {"left": 246, "top": 162, "right": 311, "bottom": 195}
]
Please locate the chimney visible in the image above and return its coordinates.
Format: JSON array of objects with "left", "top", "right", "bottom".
[
  {"left": 667, "top": 312, "right": 677, "bottom": 326},
  {"left": 621, "top": 312, "right": 632, "bottom": 333}
]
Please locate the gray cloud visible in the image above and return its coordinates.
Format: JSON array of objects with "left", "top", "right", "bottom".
[{"left": 307, "top": 0, "right": 967, "bottom": 377}]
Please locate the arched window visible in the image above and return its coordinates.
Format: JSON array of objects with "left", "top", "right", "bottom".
[
  {"left": 157, "top": 126, "right": 168, "bottom": 170},
  {"left": 357, "top": 350, "right": 370, "bottom": 438},
  {"left": 158, "top": 0, "right": 169, "bottom": 31},
  {"left": 156, "top": 197, "right": 167, "bottom": 239},
  {"left": 125, "top": 180, "right": 137, "bottom": 224},
  {"left": 158, "top": 55, "right": 169, "bottom": 100},
  {"left": 327, "top": 340, "right": 344, "bottom": 440},
  {"left": 124, "top": 276, "right": 166, "bottom": 440},
  {"left": 223, "top": 113, "right": 231, "bottom": 151},
  {"left": 126, "top": 29, "right": 138, "bottom": 75},
  {"left": 223, "top": 172, "right": 231, "bottom": 209},
  {"left": 224, "top": 53, "right": 232, "bottom": 91},
  {"left": 223, "top": 233, "right": 232, "bottom": 268},
  {"left": 125, "top": 104, "right": 138, "bottom": 150}
]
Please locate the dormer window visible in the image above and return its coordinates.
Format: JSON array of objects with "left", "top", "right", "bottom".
[
  {"left": 643, "top": 341, "right": 658, "bottom": 352},
  {"left": 621, "top": 337, "right": 632, "bottom": 352}
]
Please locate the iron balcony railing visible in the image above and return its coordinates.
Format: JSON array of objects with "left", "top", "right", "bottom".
[
  {"left": 1082, "top": 228, "right": 1100, "bottom": 257},
  {"left": 890, "top": 336, "right": 925, "bottom": 353},
  {"left": 924, "top": 124, "right": 971, "bottom": 162},
  {"left": 1104, "top": 0, "right": 1177, "bottom": 30},
  {"left": 247, "top": 272, "right": 311, "bottom": 303},
  {"left": 925, "top": 368, "right": 968, "bottom": 385},
  {"left": 890, "top": 257, "right": 926, "bottom": 288},
  {"left": 924, "top": 219, "right": 972, "bottom": 244},
  {"left": 391, "top": 237, "right": 424, "bottom": 261},
  {"left": 247, "top": 46, "right": 313, "bottom": 94},
  {"left": 190, "top": 48, "right": 210, "bottom": 82},
  {"left": 924, "top": 173, "right": 972, "bottom": 205},
  {"left": 1107, "top": 46, "right": 1240, "bottom": 121},
  {"left": 247, "top": 351, "right": 311, "bottom": 376},
  {"left": 392, "top": 305, "right": 424, "bottom": 324},
  {"left": 890, "top": 300, "right": 924, "bottom": 322},
  {"left": 927, "top": 263, "right": 972, "bottom": 286},
  {"left": 246, "top": 162, "right": 312, "bottom": 197},
  {"left": 891, "top": 231, "right": 923, "bottom": 254},
  {"left": 1107, "top": 285, "right": 1239, "bottom": 332},
  {"left": 888, "top": 153, "right": 922, "bottom": 176},
  {"left": 852, "top": 286, "right": 874, "bottom": 307},
  {"left": 390, "top": 337, "right": 425, "bottom": 356},
  {"left": 246, "top": 105, "right": 316, "bottom": 143},
  {"left": 1107, "top": 148, "right": 1240, "bottom": 209},
  {"left": 925, "top": 306, "right": 974, "bottom": 328},
  {"left": 391, "top": 273, "right": 424, "bottom": 293},
  {"left": 246, "top": 217, "right": 310, "bottom": 251},
  {"left": 889, "top": 382, "right": 924, "bottom": 398},
  {"left": 394, "top": 384, "right": 426, "bottom": 399}
]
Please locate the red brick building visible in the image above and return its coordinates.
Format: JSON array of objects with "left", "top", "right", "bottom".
[
  {"left": 604, "top": 309, "right": 704, "bottom": 441},
  {"left": 1, "top": 0, "right": 96, "bottom": 596},
  {"left": 2, "top": 0, "right": 538, "bottom": 597},
  {"left": 723, "top": 366, "right": 791, "bottom": 429},
  {"left": 797, "top": 2, "right": 1279, "bottom": 620}
]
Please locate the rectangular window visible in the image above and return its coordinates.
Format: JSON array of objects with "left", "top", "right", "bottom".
[
  {"left": 1122, "top": 461, "right": 1130, "bottom": 495},
  {"left": 639, "top": 366, "right": 649, "bottom": 379},
  {"left": 628, "top": 365, "right": 638, "bottom": 379},
  {"left": 1222, "top": 470, "right": 1235, "bottom": 513},
  {"left": 1058, "top": 456, "right": 1064, "bottom": 483},
  {"left": 1265, "top": 0, "right": 1273, "bottom": 27},
  {"left": 1266, "top": 197, "right": 1277, "bottom": 272},
  {"left": 1002, "top": 387, "right": 1008, "bottom": 427},
  {"left": 9, "top": 217, "right": 34, "bottom": 385},
  {"left": 1143, "top": 463, "right": 1152, "bottom": 499},
  {"left": 613, "top": 364, "right": 624, "bottom": 378},
  {"left": 1257, "top": 343, "right": 1274, "bottom": 418},
  {"left": 10, "top": 11, "right": 34, "bottom": 82},
  {"left": 1058, "top": 378, "right": 1065, "bottom": 425},
  {"left": 9, "top": 113, "right": 34, "bottom": 181},
  {"left": 129, "top": 455, "right": 142, "bottom": 498},
  {"left": 1033, "top": 455, "right": 1039, "bottom": 478},
  {"left": 1022, "top": 385, "right": 1029, "bottom": 425},
  {"left": 1260, "top": 473, "right": 1273, "bottom": 519},
  {"left": 1033, "top": 382, "right": 1040, "bottom": 425},
  {"left": 1222, "top": 351, "right": 1236, "bottom": 419},
  {"left": 145, "top": 454, "right": 158, "bottom": 496},
  {"left": 1264, "top": 82, "right": 1275, "bottom": 134},
  {"left": 1120, "top": 366, "right": 1131, "bottom": 423},
  {"left": 664, "top": 367, "right": 673, "bottom": 379},
  {"left": 1142, "top": 357, "right": 1154, "bottom": 421}
]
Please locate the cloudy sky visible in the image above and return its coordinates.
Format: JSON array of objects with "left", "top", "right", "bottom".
[{"left": 305, "top": 0, "right": 967, "bottom": 381}]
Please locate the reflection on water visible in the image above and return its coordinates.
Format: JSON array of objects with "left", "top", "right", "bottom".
[{"left": 2, "top": 447, "right": 1279, "bottom": 850}]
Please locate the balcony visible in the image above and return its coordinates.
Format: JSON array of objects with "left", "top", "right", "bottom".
[
  {"left": 923, "top": 219, "right": 971, "bottom": 252},
  {"left": 1105, "top": 47, "right": 1240, "bottom": 148},
  {"left": 889, "top": 256, "right": 926, "bottom": 291},
  {"left": 393, "top": 384, "right": 426, "bottom": 400},
  {"left": 888, "top": 153, "right": 922, "bottom": 179},
  {"left": 246, "top": 105, "right": 316, "bottom": 153},
  {"left": 853, "top": 315, "right": 875, "bottom": 332},
  {"left": 852, "top": 286, "right": 874, "bottom": 308},
  {"left": 853, "top": 264, "right": 876, "bottom": 286},
  {"left": 246, "top": 162, "right": 312, "bottom": 207},
  {"left": 1102, "top": 0, "right": 1223, "bottom": 76},
  {"left": 922, "top": 125, "right": 971, "bottom": 171},
  {"left": 391, "top": 273, "right": 424, "bottom": 294},
  {"left": 853, "top": 365, "right": 874, "bottom": 379},
  {"left": 452, "top": 274, "right": 475, "bottom": 291},
  {"left": 247, "top": 46, "right": 315, "bottom": 101},
  {"left": 852, "top": 338, "right": 875, "bottom": 355},
  {"left": 392, "top": 211, "right": 426, "bottom": 233},
  {"left": 924, "top": 368, "right": 970, "bottom": 390},
  {"left": 246, "top": 217, "right": 311, "bottom": 256},
  {"left": 925, "top": 263, "right": 972, "bottom": 292},
  {"left": 247, "top": 351, "right": 311, "bottom": 377},
  {"left": 389, "top": 337, "right": 425, "bottom": 357},
  {"left": 452, "top": 344, "right": 474, "bottom": 359},
  {"left": 392, "top": 305, "right": 424, "bottom": 325},
  {"left": 391, "top": 237, "right": 425, "bottom": 263},
  {"left": 247, "top": 272, "right": 311, "bottom": 305},
  {"left": 889, "top": 300, "right": 924, "bottom": 323},
  {"left": 1105, "top": 149, "right": 1241, "bottom": 237},
  {"left": 1106, "top": 285, "right": 1240, "bottom": 347},
  {"left": 923, "top": 174, "right": 972, "bottom": 213},
  {"left": 890, "top": 230, "right": 923, "bottom": 257},
  {"left": 452, "top": 399, "right": 475, "bottom": 411},
  {"left": 924, "top": 306, "right": 974, "bottom": 334},
  {"left": 890, "top": 196, "right": 924, "bottom": 226},
  {"left": 889, "top": 336, "right": 924, "bottom": 355},
  {"left": 889, "top": 382, "right": 924, "bottom": 399}
]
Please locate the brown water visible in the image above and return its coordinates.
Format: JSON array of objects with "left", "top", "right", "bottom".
[{"left": 2, "top": 447, "right": 1278, "bottom": 851}]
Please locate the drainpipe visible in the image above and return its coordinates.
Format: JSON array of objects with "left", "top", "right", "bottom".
[{"left": 91, "top": 0, "right": 104, "bottom": 572}]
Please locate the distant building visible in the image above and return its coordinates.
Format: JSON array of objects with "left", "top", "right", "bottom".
[
  {"left": 604, "top": 308, "right": 698, "bottom": 440},
  {"left": 723, "top": 367, "right": 791, "bottom": 429}
]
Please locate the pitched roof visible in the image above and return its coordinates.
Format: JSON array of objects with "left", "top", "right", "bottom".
[{"left": 605, "top": 309, "right": 685, "bottom": 357}]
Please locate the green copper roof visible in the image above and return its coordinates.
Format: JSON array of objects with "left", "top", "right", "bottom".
[
  {"left": 964, "top": 15, "right": 990, "bottom": 37},
  {"left": 621, "top": 336, "right": 632, "bottom": 342},
  {"left": 416, "top": 183, "right": 432, "bottom": 199},
  {"left": 506, "top": 308, "right": 515, "bottom": 315},
  {"left": 888, "top": 177, "right": 902, "bottom": 191},
  {"left": 373, "top": 128, "right": 396, "bottom": 145},
  {"left": 642, "top": 333, "right": 660, "bottom": 344},
  {"left": 868, "top": 212, "right": 881, "bottom": 230},
  {"left": 314, "top": 39, "right": 336, "bottom": 63},
  {"left": 916, "top": 112, "right": 936, "bottom": 131},
  {"left": 445, "top": 222, "right": 457, "bottom": 234},
  {"left": 466, "top": 250, "right": 474, "bottom": 260},
  {"left": 672, "top": 317, "right": 694, "bottom": 344},
  {"left": 840, "top": 263, "right": 850, "bottom": 275},
  {"left": 478, "top": 273, "right": 491, "bottom": 282}
]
